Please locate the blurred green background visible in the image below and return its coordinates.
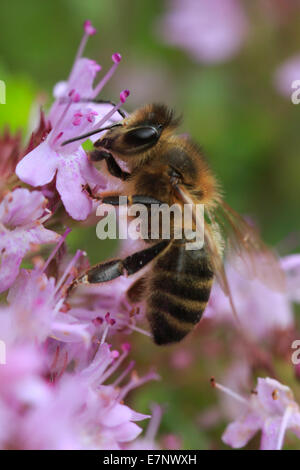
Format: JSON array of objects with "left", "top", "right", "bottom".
[{"left": 1, "top": 0, "right": 300, "bottom": 449}]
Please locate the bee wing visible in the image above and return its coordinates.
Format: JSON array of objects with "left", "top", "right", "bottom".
[
  {"left": 211, "top": 200, "right": 285, "bottom": 292},
  {"left": 175, "top": 184, "right": 285, "bottom": 300},
  {"left": 175, "top": 185, "right": 240, "bottom": 321}
]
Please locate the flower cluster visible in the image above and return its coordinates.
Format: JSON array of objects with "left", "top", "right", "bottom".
[{"left": 0, "top": 20, "right": 160, "bottom": 450}]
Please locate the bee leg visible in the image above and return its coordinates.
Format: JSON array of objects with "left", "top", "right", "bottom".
[
  {"left": 102, "top": 195, "right": 165, "bottom": 207},
  {"left": 89, "top": 150, "right": 130, "bottom": 181},
  {"left": 68, "top": 240, "right": 169, "bottom": 293}
]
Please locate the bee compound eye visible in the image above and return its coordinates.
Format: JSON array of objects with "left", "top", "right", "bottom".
[{"left": 123, "top": 126, "right": 160, "bottom": 147}]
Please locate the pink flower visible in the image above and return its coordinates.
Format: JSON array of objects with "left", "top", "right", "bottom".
[
  {"left": 75, "top": 343, "right": 158, "bottom": 449},
  {"left": 15, "top": 100, "right": 107, "bottom": 221},
  {"left": 0, "top": 340, "right": 158, "bottom": 450},
  {"left": 69, "top": 275, "right": 149, "bottom": 341},
  {"left": 0, "top": 235, "right": 93, "bottom": 346},
  {"left": 204, "top": 254, "right": 295, "bottom": 340},
  {"left": 16, "top": 22, "right": 129, "bottom": 221},
  {"left": 0, "top": 188, "right": 59, "bottom": 293},
  {"left": 19, "top": 374, "right": 87, "bottom": 450},
  {"left": 157, "top": 0, "right": 248, "bottom": 63},
  {"left": 4, "top": 267, "right": 91, "bottom": 345},
  {"left": 213, "top": 377, "right": 300, "bottom": 450}
]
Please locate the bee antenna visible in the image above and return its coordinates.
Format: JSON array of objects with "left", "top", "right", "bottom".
[{"left": 61, "top": 123, "right": 122, "bottom": 146}]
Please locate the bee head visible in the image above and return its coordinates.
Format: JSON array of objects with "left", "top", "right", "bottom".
[{"left": 94, "top": 104, "right": 180, "bottom": 161}]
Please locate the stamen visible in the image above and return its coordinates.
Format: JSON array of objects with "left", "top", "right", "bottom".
[
  {"left": 145, "top": 404, "right": 163, "bottom": 442},
  {"left": 73, "top": 20, "right": 97, "bottom": 68},
  {"left": 92, "top": 90, "right": 129, "bottom": 129},
  {"left": 118, "top": 370, "right": 160, "bottom": 401},
  {"left": 100, "top": 348, "right": 130, "bottom": 384},
  {"left": 42, "top": 227, "right": 71, "bottom": 273},
  {"left": 50, "top": 91, "right": 80, "bottom": 144},
  {"left": 120, "top": 89, "right": 130, "bottom": 103},
  {"left": 210, "top": 377, "right": 249, "bottom": 406},
  {"left": 72, "top": 116, "right": 82, "bottom": 126},
  {"left": 113, "top": 360, "right": 135, "bottom": 387},
  {"left": 37, "top": 208, "right": 52, "bottom": 225},
  {"left": 100, "top": 324, "right": 109, "bottom": 345},
  {"left": 54, "top": 249, "right": 83, "bottom": 295},
  {"left": 276, "top": 405, "right": 293, "bottom": 450},
  {"left": 52, "top": 131, "right": 64, "bottom": 145},
  {"left": 126, "top": 323, "right": 152, "bottom": 338},
  {"left": 84, "top": 20, "right": 97, "bottom": 36},
  {"left": 92, "top": 316, "right": 103, "bottom": 327},
  {"left": 53, "top": 297, "right": 65, "bottom": 316},
  {"left": 105, "top": 312, "right": 116, "bottom": 326},
  {"left": 93, "top": 53, "right": 122, "bottom": 96}
]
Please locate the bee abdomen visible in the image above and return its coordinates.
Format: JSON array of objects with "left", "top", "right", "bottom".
[{"left": 146, "top": 241, "right": 214, "bottom": 345}]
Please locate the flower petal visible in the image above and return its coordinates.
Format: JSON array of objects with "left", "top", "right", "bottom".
[
  {"left": 16, "top": 140, "right": 57, "bottom": 187},
  {"left": 222, "top": 411, "right": 260, "bottom": 449},
  {"left": 0, "top": 189, "right": 47, "bottom": 227},
  {"left": 260, "top": 417, "right": 282, "bottom": 450},
  {"left": 113, "top": 421, "right": 143, "bottom": 443},
  {"left": 0, "top": 251, "right": 23, "bottom": 293},
  {"left": 56, "top": 155, "right": 92, "bottom": 220}
]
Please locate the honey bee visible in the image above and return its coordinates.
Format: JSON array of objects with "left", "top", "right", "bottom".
[{"left": 64, "top": 103, "right": 284, "bottom": 345}]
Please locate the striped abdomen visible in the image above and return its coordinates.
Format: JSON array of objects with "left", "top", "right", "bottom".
[{"left": 146, "top": 240, "right": 214, "bottom": 345}]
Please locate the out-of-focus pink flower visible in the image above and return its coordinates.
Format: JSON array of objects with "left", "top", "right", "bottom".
[
  {"left": 161, "top": 434, "right": 182, "bottom": 450},
  {"left": 76, "top": 343, "right": 157, "bottom": 450},
  {"left": 114, "top": 61, "right": 175, "bottom": 107},
  {"left": 274, "top": 54, "right": 300, "bottom": 97},
  {"left": 0, "top": 340, "right": 158, "bottom": 450},
  {"left": 0, "top": 233, "right": 94, "bottom": 347},
  {"left": 170, "top": 348, "right": 193, "bottom": 369},
  {"left": 204, "top": 254, "right": 295, "bottom": 340},
  {"left": 213, "top": 377, "right": 300, "bottom": 450},
  {"left": 157, "top": 0, "right": 248, "bottom": 63},
  {"left": 16, "top": 22, "right": 129, "bottom": 221},
  {"left": 21, "top": 344, "right": 152, "bottom": 450},
  {"left": 0, "top": 188, "right": 59, "bottom": 293},
  {"left": 3, "top": 266, "right": 91, "bottom": 345}
]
